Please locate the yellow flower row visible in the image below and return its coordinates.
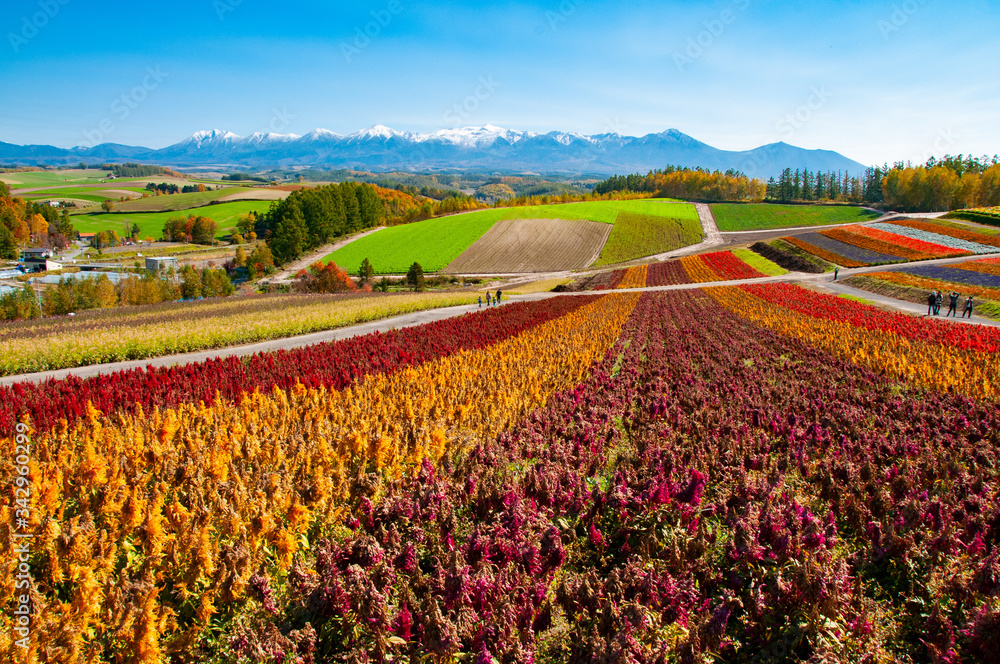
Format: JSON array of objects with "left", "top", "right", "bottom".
[
  {"left": 706, "top": 286, "right": 999, "bottom": 401},
  {"left": 0, "top": 292, "right": 474, "bottom": 376},
  {"left": 0, "top": 292, "right": 640, "bottom": 663},
  {"left": 616, "top": 265, "right": 648, "bottom": 289},
  {"left": 679, "top": 255, "right": 717, "bottom": 283}
]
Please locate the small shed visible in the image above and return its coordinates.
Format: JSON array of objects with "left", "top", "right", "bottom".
[{"left": 146, "top": 256, "right": 178, "bottom": 273}]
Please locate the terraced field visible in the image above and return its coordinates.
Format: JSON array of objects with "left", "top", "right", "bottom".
[{"left": 444, "top": 218, "right": 612, "bottom": 273}]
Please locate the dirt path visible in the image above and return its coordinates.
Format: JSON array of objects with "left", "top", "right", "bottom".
[{"left": 267, "top": 227, "right": 385, "bottom": 283}]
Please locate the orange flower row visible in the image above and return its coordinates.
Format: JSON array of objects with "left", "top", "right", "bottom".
[
  {"left": 783, "top": 236, "right": 867, "bottom": 268},
  {"left": 822, "top": 227, "right": 937, "bottom": 261}
]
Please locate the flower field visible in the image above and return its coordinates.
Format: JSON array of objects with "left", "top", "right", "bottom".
[
  {"left": 3, "top": 286, "right": 1000, "bottom": 662},
  {"left": 782, "top": 219, "right": 1000, "bottom": 267},
  {"left": 601, "top": 250, "right": 775, "bottom": 289},
  {"left": 0, "top": 292, "right": 474, "bottom": 377}
]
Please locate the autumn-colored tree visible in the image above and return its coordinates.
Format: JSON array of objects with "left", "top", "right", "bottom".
[
  {"left": 295, "top": 261, "right": 356, "bottom": 293},
  {"left": 234, "top": 245, "right": 247, "bottom": 267},
  {"left": 101, "top": 199, "right": 114, "bottom": 212}
]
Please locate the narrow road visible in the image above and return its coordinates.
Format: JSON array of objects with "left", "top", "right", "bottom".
[{"left": 267, "top": 227, "right": 385, "bottom": 284}]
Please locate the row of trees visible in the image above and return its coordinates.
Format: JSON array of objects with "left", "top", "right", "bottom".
[
  {"left": 593, "top": 166, "right": 766, "bottom": 201},
  {"left": 0, "top": 185, "right": 76, "bottom": 258},
  {"left": 0, "top": 266, "right": 236, "bottom": 320},
  {"left": 594, "top": 155, "right": 1000, "bottom": 212}
]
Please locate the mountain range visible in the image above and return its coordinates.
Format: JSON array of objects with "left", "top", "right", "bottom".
[{"left": 0, "top": 125, "right": 868, "bottom": 178}]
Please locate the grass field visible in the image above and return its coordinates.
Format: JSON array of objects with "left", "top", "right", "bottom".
[
  {"left": 325, "top": 213, "right": 500, "bottom": 273},
  {"left": 72, "top": 201, "right": 271, "bottom": 240},
  {"left": 104, "top": 187, "right": 246, "bottom": 212},
  {"left": 711, "top": 203, "right": 881, "bottom": 231},
  {"left": 0, "top": 169, "right": 114, "bottom": 187},
  {"left": 326, "top": 200, "right": 699, "bottom": 274},
  {"left": 731, "top": 247, "right": 788, "bottom": 276},
  {"left": 594, "top": 208, "right": 702, "bottom": 266}
]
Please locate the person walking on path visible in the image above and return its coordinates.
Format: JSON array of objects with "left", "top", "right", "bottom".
[
  {"left": 927, "top": 291, "right": 936, "bottom": 316},
  {"left": 935, "top": 290, "right": 943, "bottom": 315},
  {"left": 834, "top": 267, "right": 839, "bottom": 281},
  {"left": 963, "top": 295, "right": 974, "bottom": 319},
  {"left": 945, "top": 290, "right": 960, "bottom": 317},
  {"left": 478, "top": 295, "right": 482, "bottom": 309},
  {"left": 496, "top": 289, "right": 502, "bottom": 304}
]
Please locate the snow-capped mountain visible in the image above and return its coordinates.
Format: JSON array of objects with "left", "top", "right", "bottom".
[{"left": 0, "top": 125, "right": 869, "bottom": 177}]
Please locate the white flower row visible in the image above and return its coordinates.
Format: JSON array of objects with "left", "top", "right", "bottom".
[{"left": 868, "top": 222, "right": 998, "bottom": 255}]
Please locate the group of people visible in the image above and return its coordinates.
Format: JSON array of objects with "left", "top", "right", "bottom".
[
  {"left": 927, "top": 289, "right": 974, "bottom": 318},
  {"left": 478, "top": 290, "right": 503, "bottom": 308}
]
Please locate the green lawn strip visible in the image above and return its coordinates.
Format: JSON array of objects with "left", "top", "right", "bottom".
[
  {"left": 326, "top": 201, "right": 699, "bottom": 274},
  {"left": 324, "top": 213, "right": 501, "bottom": 273},
  {"left": 1, "top": 169, "right": 117, "bottom": 187},
  {"left": 711, "top": 203, "right": 881, "bottom": 232},
  {"left": 731, "top": 247, "right": 788, "bottom": 276},
  {"left": 72, "top": 201, "right": 272, "bottom": 240},
  {"left": 924, "top": 218, "right": 1000, "bottom": 237},
  {"left": 594, "top": 210, "right": 703, "bottom": 266}
]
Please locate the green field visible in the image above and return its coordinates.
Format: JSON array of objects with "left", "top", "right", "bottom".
[
  {"left": 710, "top": 203, "right": 881, "bottom": 231},
  {"left": 731, "top": 247, "right": 788, "bottom": 276},
  {"left": 325, "top": 200, "right": 698, "bottom": 274},
  {"left": 594, "top": 207, "right": 701, "bottom": 266},
  {"left": 20, "top": 186, "right": 148, "bottom": 203},
  {"left": 0, "top": 169, "right": 118, "bottom": 187},
  {"left": 103, "top": 187, "right": 247, "bottom": 212},
  {"left": 72, "top": 201, "right": 271, "bottom": 240}
]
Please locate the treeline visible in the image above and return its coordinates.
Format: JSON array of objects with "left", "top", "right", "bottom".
[
  {"left": 882, "top": 156, "right": 1000, "bottom": 212},
  {"left": 222, "top": 172, "right": 269, "bottom": 183},
  {"left": 0, "top": 267, "right": 235, "bottom": 320},
  {"left": 261, "top": 182, "right": 483, "bottom": 265},
  {"left": 594, "top": 166, "right": 766, "bottom": 201},
  {"left": 145, "top": 182, "right": 210, "bottom": 195},
  {"left": 0, "top": 186, "right": 76, "bottom": 258},
  {"left": 107, "top": 163, "right": 177, "bottom": 178},
  {"left": 596, "top": 155, "right": 1000, "bottom": 212}
]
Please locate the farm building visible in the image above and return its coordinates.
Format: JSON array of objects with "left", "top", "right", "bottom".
[
  {"left": 21, "top": 258, "right": 63, "bottom": 273},
  {"left": 146, "top": 256, "right": 178, "bottom": 273},
  {"left": 21, "top": 247, "right": 52, "bottom": 261}
]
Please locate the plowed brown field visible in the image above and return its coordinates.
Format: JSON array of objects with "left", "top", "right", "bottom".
[{"left": 444, "top": 218, "right": 612, "bottom": 273}]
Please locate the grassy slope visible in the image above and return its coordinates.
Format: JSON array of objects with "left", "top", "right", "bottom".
[
  {"left": 326, "top": 213, "right": 501, "bottom": 273},
  {"left": 711, "top": 203, "right": 881, "bottom": 232},
  {"left": 0, "top": 169, "right": 114, "bottom": 187},
  {"left": 106, "top": 187, "right": 247, "bottom": 212},
  {"left": 327, "top": 200, "right": 697, "bottom": 274},
  {"left": 72, "top": 201, "right": 272, "bottom": 239}
]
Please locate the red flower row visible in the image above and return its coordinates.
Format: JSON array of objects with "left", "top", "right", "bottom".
[{"left": 0, "top": 295, "right": 598, "bottom": 435}]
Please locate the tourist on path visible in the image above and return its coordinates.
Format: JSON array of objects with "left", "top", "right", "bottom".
[
  {"left": 945, "top": 291, "right": 960, "bottom": 317},
  {"left": 496, "top": 289, "right": 502, "bottom": 304},
  {"left": 935, "top": 290, "right": 943, "bottom": 315},
  {"left": 927, "top": 291, "right": 936, "bottom": 316},
  {"left": 478, "top": 295, "right": 482, "bottom": 308},
  {"left": 834, "top": 267, "right": 839, "bottom": 281},
  {"left": 963, "top": 295, "right": 974, "bottom": 319}
]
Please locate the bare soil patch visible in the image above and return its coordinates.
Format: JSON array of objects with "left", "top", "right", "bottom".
[{"left": 444, "top": 218, "right": 611, "bottom": 273}]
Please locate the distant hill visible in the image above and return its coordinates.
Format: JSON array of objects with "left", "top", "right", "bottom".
[{"left": 0, "top": 125, "right": 868, "bottom": 179}]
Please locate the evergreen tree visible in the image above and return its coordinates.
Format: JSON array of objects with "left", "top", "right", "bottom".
[
  {"left": 406, "top": 262, "right": 425, "bottom": 291},
  {"left": 358, "top": 257, "right": 375, "bottom": 283}
]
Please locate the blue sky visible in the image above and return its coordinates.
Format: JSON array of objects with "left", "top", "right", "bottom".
[{"left": 1, "top": 0, "right": 997, "bottom": 166}]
